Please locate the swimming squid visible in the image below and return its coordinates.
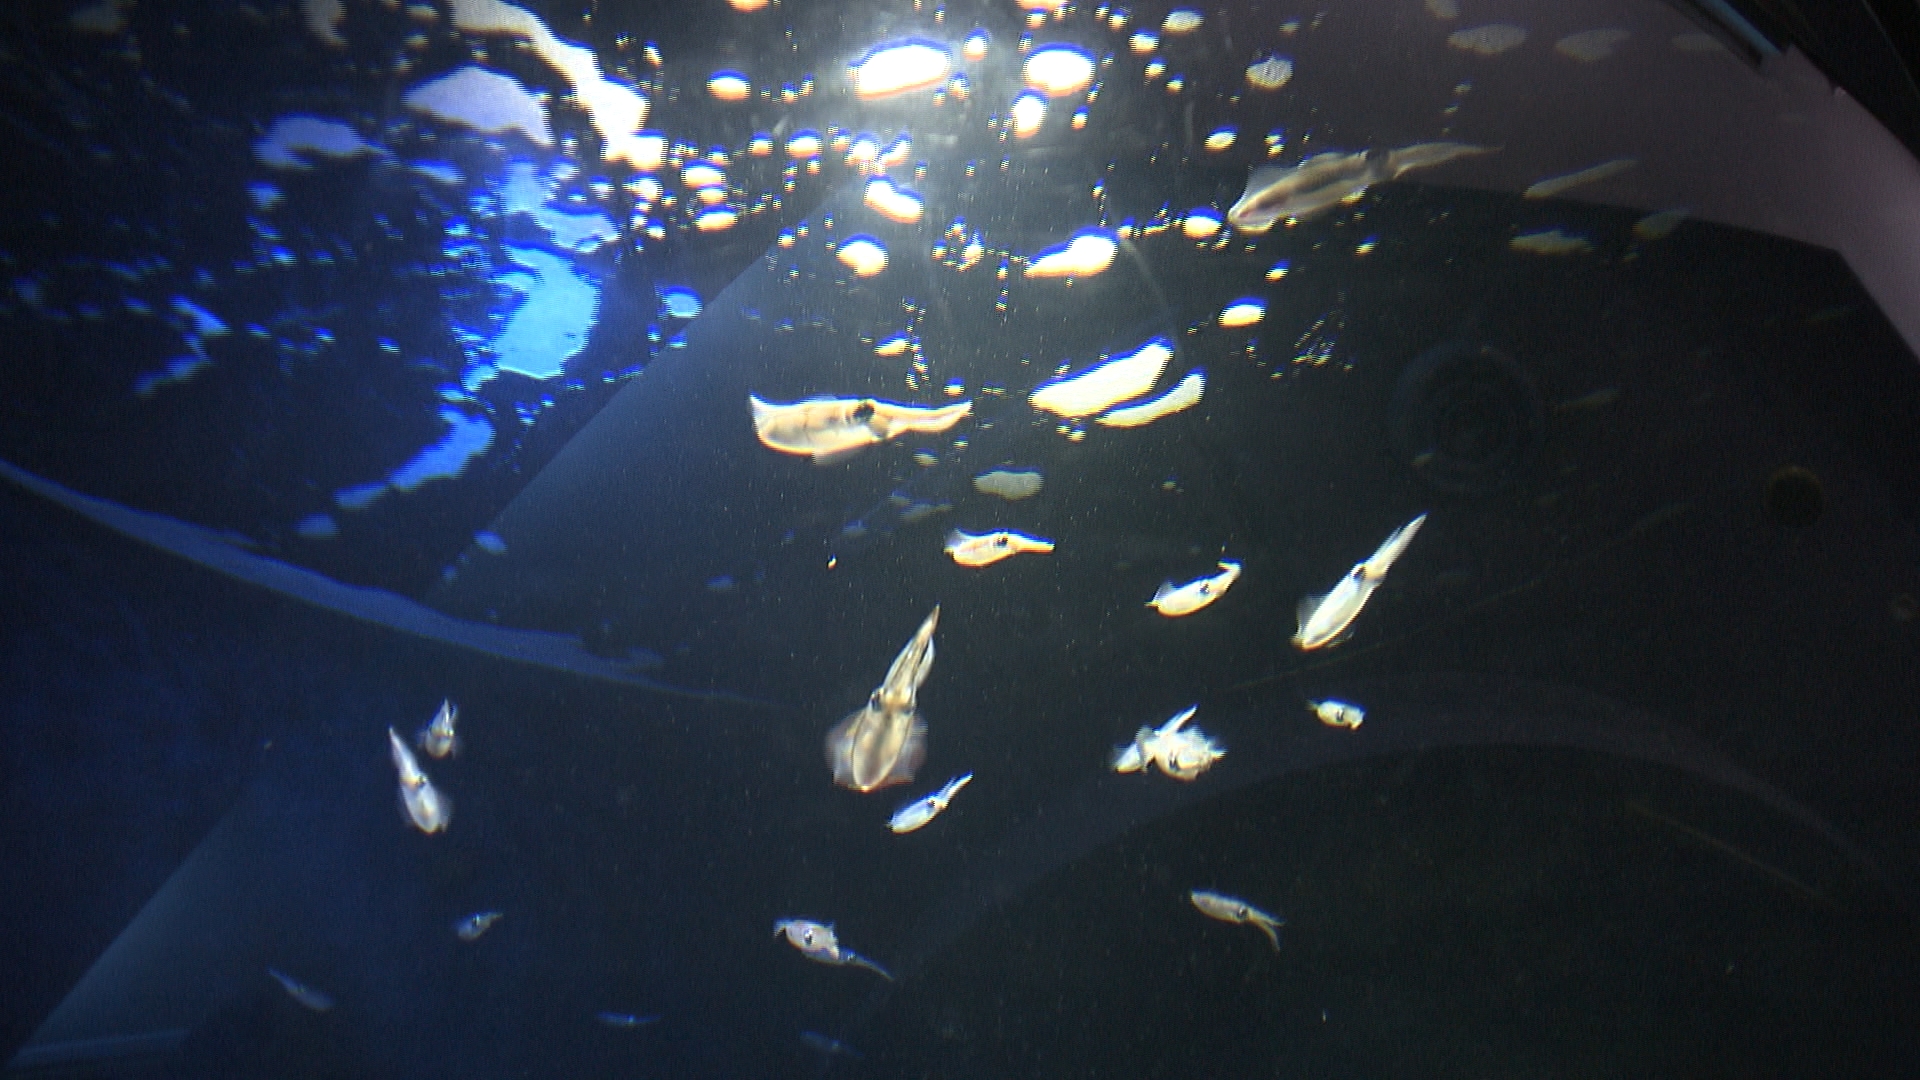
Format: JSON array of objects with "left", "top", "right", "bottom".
[
  {"left": 1308, "top": 699, "right": 1365, "bottom": 729},
  {"left": 773, "top": 918, "right": 894, "bottom": 980},
  {"left": 1293, "top": 513, "right": 1427, "bottom": 650},
  {"left": 825, "top": 606, "right": 939, "bottom": 792},
  {"left": 1147, "top": 560, "right": 1241, "bottom": 616},
  {"left": 454, "top": 910, "right": 504, "bottom": 941},
  {"left": 1188, "top": 889, "right": 1285, "bottom": 950},
  {"left": 945, "top": 529, "right": 1055, "bottom": 567},
  {"left": 888, "top": 772, "right": 973, "bottom": 833},
  {"left": 1228, "top": 144, "right": 1494, "bottom": 231},
  {"left": 266, "top": 968, "right": 335, "bottom": 1012},
  {"left": 1110, "top": 705, "right": 1225, "bottom": 781},
  {"left": 750, "top": 395, "right": 971, "bottom": 462},
  {"left": 388, "top": 726, "right": 451, "bottom": 833},
  {"left": 415, "top": 698, "right": 459, "bottom": 759}
]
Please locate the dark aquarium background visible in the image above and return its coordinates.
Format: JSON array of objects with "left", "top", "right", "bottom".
[{"left": 4, "top": 0, "right": 1920, "bottom": 1076}]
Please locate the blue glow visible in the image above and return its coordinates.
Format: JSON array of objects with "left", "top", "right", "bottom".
[
  {"left": 488, "top": 245, "right": 599, "bottom": 381},
  {"left": 412, "top": 161, "right": 464, "bottom": 185},
  {"left": 131, "top": 355, "right": 210, "bottom": 397},
  {"left": 499, "top": 161, "right": 616, "bottom": 252},
  {"left": 332, "top": 410, "right": 494, "bottom": 511},
  {"left": 388, "top": 408, "right": 494, "bottom": 492},
  {"left": 335, "top": 483, "right": 386, "bottom": 510},
  {"left": 541, "top": 209, "right": 617, "bottom": 252},
  {"left": 659, "top": 286, "right": 702, "bottom": 319},
  {"left": 169, "top": 297, "right": 226, "bottom": 336},
  {"left": 252, "top": 115, "right": 377, "bottom": 170},
  {"left": 294, "top": 514, "right": 339, "bottom": 538},
  {"left": 497, "top": 161, "right": 546, "bottom": 213},
  {"left": 473, "top": 531, "right": 508, "bottom": 555}
]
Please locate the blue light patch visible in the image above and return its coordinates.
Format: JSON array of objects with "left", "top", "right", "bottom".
[
  {"left": 499, "top": 161, "right": 616, "bottom": 252},
  {"left": 295, "top": 514, "right": 339, "bottom": 538},
  {"left": 252, "top": 116, "right": 377, "bottom": 170},
  {"left": 412, "top": 161, "right": 464, "bottom": 185},
  {"left": 335, "top": 483, "right": 387, "bottom": 510},
  {"left": 499, "top": 162, "right": 546, "bottom": 214},
  {"left": 170, "top": 297, "right": 227, "bottom": 336},
  {"left": 544, "top": 211, "right": 617, "bottom": 253},
  {"left": 132, "top": 355, "right": 210, "bottom": 397},
  {"left": 487, "top": 245, "right": 600, "bottom": 381},
  {"left": 473, "top": 531, "right": 508, "bottom": 555},
  {"left": 389, "top": 408, "right": 495, "bottom": 492},
  {"left": 659, "top": 286, "right": 702, "bottom": 319}
]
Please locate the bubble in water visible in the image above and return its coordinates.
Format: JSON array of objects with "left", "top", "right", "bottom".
[
  {"left": 1026, "top": 232, "right": 1117, "bottom": 278},
  {"left": 1162, "top": 9, "right": 1203, "bottom": 33},
  {"left": 838, "top": 237, "right": 889, "bottom": 277},
  {"left": 1183, "top": 209, "right": 1223, "bottom": 239},
  {"left": 1245, "top": 55, "right": 1293, "bottom": 90},
  {"left": 852, "top": 40, "right": 951, "bottom": 99},
  {"left": 1024, "top": 45, "right": 1097, "bottom": 97},
  {"left": 864, "top": 178, "right": 925, "bottom": 224},
  {"left": 707, "top": 71, "right": 751, "bottom": 101},
  {"left": 1448, "top": 23, "right": 1528, "bottom": 56},
  {"left": 1011, "top": 92, "right": 1047, "bottom": 137},
  {"left": 1219, "top": 300, "right": 1265, "bottom": 328}
]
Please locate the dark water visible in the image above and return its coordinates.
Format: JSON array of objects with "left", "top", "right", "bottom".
[{"left": 4, "top": 0, "right": 1920, "bottom": 1076}]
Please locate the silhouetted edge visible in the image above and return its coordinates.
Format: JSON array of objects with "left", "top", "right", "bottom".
[{"left": 0, "top": 458, "right": 777, "bottom": 709}]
